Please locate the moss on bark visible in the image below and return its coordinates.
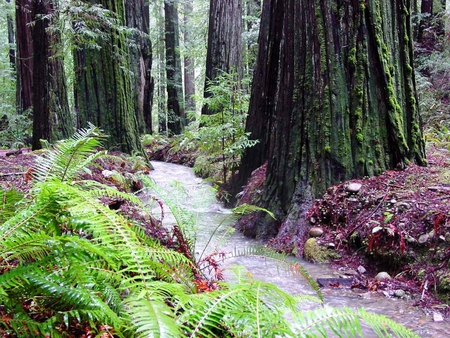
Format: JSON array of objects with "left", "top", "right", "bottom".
[
  {"left": 74, "top": 0, "right": 148, "bottom": 160},
  {"left": 237, "top": 0, "right": 426, "bottom": 240}
]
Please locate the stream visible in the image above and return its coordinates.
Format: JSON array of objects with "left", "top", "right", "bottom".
[{"left": 146, "top": 161, "right": 450, "bottom": 337}]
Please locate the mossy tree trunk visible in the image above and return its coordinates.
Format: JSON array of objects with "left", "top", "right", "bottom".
[
  {"left": 236, "top": 0, "right": 426, "bottom": 240},
  {"left": 164, "top": 0, "right": 185, "bottom": 135},
  {"left": 74, "top": 0, "right": 148, "bottom": 158},
  {"left": 202, "top": 0, "right": 243, "bottom": 116}
]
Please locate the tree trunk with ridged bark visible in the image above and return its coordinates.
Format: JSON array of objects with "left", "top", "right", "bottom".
[
  {"left": 202, "top": 0, "right": 242, "bottom": 116},
  {"left": 126, "top": 0, "right": 154, "bottom": 134},
  {"left": 164, "top": 0, "right": 185, "bottom": 134},
  {"left": 74, "top": 0, "right": 148, "bottom": 159},
  {"left": 236, "top": 0, "right": 426, "bottom": 243}
]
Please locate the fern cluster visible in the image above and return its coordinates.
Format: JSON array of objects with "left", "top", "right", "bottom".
[{"left": 0, "top": 125, "right": 419, "bottom": 337}]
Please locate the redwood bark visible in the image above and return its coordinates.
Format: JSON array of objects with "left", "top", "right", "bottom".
[
  {"left": 74, "top": 0, "right": 148, "bottom": 159},
  {"left": 126, "top": 0, "right": 154, "bottom": 134},
  {"left": 236, "top": 0, "right": 426, "bottom": 242},
  {"left": 202, "top": 0, "right": 243, "bottom": 116},
  {"left": 164, "top": 0, "right": 185, "bottom": 134},
  {"left": 31, "top": 0, "right": 51, "bottom": 150}
]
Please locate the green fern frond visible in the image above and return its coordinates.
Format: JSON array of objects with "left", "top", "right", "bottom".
[
  {"left": 32, "top": 123, "right": 107, "bottom": 182},
  {"left": 0, "top": 188, "right": 24, "bottom": 224},
  {"left": 125, "top": 296, "right": 181, "bottom": 338},
  {"left": 291, "top": 306, "right": 420, "bottom": 338},
  {"left": 232, "top": 245, "right": 323, "bottom": 301},
  {"left": 233, "top": 203, "right": 276, "bottom": 220}
]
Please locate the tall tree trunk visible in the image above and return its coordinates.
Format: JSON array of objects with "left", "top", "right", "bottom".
[
  {"left": 126, "top": 0, "right": 154, "bottom": 134},
  {"left": 15, "top": 0, "right": 33, "bottom": 115},
  {"left": 418, "top": 0, "right": 434, "bottom": 42},
  {"left": 242, "top": 0, "right": 261, "bottom": 80},
  {"left": 202, "top": 0, "right": 243, "bottom": 116},
  {"left": 164, "top": 0, "right": 185, "bottom": 134},
  {"left": 74, "top": 0, "right": 148, "bottom": 159},
  {"left": 236, "top": 0, "right": 426, "bottom": 242},
  {"left": 156, "top": 5, "right": 167, "bottom": 134},
  {"left": 6, "top": 0, "right": 15, "bottom": 69},
  {"left": 48, "top": 2, "right": 73, "bottom": 141},
  {"left": 183, "top": 0, "right": 196, "bottom": 121},
  {"left": 31, "top": 0, "right": 51, "bottom": 150}
]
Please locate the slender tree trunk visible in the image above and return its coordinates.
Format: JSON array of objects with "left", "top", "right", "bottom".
[
  {"left": 164, "top": 0, "right": 185, "bottom": 134},
  {"left": 31, "top": 0, "right": 51, "bottom": 150},
  {"left": 236, "top": 0, "right": 426, "bottom": 242},
  {"left": 126, "top": 0, "right": 154, "bottom": 134},
  {"left": 202, "top": 0, "right": 243, "bottom": 116},
  {"left": 156, "top": 7, "right": 167, "bottom": 134},
  {"left": 183, "top": 0, "right": 196, "bottom": 121},
  {"left": 15, "top": 0, "right": 33, "bottom": 115},
  {"left": 74, "top": 0, "right": 148, "bottom": 159}
]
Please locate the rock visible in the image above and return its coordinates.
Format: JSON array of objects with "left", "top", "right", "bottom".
[
  {"left": 309, "top": 226, "right": 324, "bottom": 237},
  {"left": 394, "top": 289, "right": 405, "bottom": 298},
  {"left": 102, "top": 169, "right": 117, "bottom": 178},
  {"left": 418, "top": 233, "right": 429, "bottom": 244},
  {"left": 433, "top": 312, "right": 444, "bottom": 322},
  {"left": 375, "top": 272, "right": 391, "bottom": 281},
  {"left": 445, "top": 232, "right": 450, "bottom": 242},
  {"left": 303, "top": 238, "right": 327, "bottom": 262},
  {"left": 327, "top": 242, "right": 335, "bottom": 249},
  {"left": 346, "top": 182, "right": 362, "bottom": 193},
  {"left": 357, "top": 265, "right": 366, "bottom": 274}
]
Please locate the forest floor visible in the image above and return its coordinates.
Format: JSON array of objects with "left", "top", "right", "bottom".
[{"left": 2, "top": 144, "right": 450, "bottom": 320}]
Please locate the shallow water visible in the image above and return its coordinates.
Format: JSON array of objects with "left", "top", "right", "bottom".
[{"left": 146, "top": 161, "right": 450, "bottom": 337}]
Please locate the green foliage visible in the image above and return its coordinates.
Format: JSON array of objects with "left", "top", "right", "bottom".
[
  {"left": 196, "top": 71, "right": 258, "bottom": 184},
  {"left": 0, "top": 125, "right": 419, "bottom": 337},
  {"left": 424, "top": 122, "right": 450, "bottom": 150}
]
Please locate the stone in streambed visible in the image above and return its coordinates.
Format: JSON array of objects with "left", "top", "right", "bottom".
[
  {"left": 375, "top": 272, "right": 391, "bottom": 281},
  {"left": 309, "top": 226, "right": 324, "bottom": 237}
]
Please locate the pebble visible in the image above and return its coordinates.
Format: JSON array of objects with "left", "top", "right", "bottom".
[
  {"left": 375, "top": 272, "right": 391, "bottom": 281},
  {"left": 433, "top": 312, "right": 444, "bottom": 322},
  {"left": 346, "top": 182, "right": 362, "bottom": 193},
  {"left": 357, "top": 265, "right": 366, "bottom": 274},
  {"left": 394, "top": 289, "right": 405, "bottom": 298},
  {"left": 309, "top": 226, "right": 324, "bottom": 237},
  {"left": 102, "top": 169, "right": 116, "bottom": 178},
  {"left": 418, "top": 233, "right": 429, "bottom": 244}
]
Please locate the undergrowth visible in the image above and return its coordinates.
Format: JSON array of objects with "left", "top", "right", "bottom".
[{"left": 0, "top": 124, "right": 419, "bottom": 337}]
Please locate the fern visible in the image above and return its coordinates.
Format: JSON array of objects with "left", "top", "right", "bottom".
[
  {"left": 0, "top": 125, "right": 422, "bottom": 337},
  {"left": 291, "top": 306, "right": 419, "bottom": 338}
]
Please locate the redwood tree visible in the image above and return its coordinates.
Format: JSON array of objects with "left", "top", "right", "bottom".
[
  {"left": 164, "top": 0, "right": 185, "bottom": 134},
  {"left": 236, "top": 0, "right": 426, "bottom": 242},
  {"left": 31, "top": 0, "right": 51, "bottom": 150},
  {"left": 74, "top": 0, "right": 148, "bottom": 158},
  {"left": 202, "top": 0, "right": 243, "bottom": 116},
  {"left": 126, "top": 0, "right": 154, "bottom": 134}
]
